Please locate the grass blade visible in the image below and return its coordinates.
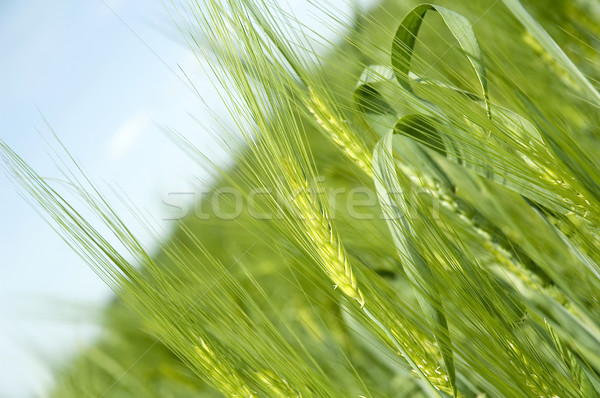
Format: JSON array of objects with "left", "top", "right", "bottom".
[
  {"left": 501, "top": 0, "right": 600, "bottom": 105},
  {"left": 391, "top": 4, "right": 490, "bottom": 118},
  {"left": 373, "top": 131, "right": 456, "bottom": 397}
]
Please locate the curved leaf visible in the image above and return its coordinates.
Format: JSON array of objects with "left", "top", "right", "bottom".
[
  {"left": 373, "top": 131, "right": 457, "bottom": 397},
  {"left": 391, "top": 4, "right": 490, "bottom": 117},
  {"left": 353, "top": 65, "right": 576, "bottom": 219}
]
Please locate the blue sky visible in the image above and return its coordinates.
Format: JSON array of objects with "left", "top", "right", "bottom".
[
  {"left": 0, "top": 0, "right": 365, "bottom": 396},
  {"left": 0, "top": 1, "right": 220, "bottom": 396}
]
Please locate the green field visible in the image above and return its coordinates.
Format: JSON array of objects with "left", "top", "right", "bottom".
[{"left": 3, "top": 0, "right": 600, "bottom": 396}]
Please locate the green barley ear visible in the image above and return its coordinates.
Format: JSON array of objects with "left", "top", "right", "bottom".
[
  {"left": 544, "top": 320, "right": 598, "bottom": 396},
  {"left": 193, "top": 337, "right": 255, "bottom": 397},
  {"left": 256, "top": 369, "right": 302, "bottom": 397},
  {"left": 281, "top": 157, "right": 366, "bottom": 306},
  {"left": 501, "top": 0, "right": 600, "bottom": 105}
]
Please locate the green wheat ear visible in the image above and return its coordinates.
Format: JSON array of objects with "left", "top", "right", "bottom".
[{"left": 2, "top": 0, "right": 600, "bottom": 397}]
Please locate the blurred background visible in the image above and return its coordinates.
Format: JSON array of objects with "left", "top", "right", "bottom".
[
  {"left": 0, "top": 2, "right": 215, "bottom": 396},
  {"left": 0, "top": 1, "right": 368, "bottom": 396}
]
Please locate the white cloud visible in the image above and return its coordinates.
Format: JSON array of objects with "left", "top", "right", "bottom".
[{"left": 107, "top": 113, "right": 150, "bottom": 158}]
